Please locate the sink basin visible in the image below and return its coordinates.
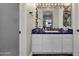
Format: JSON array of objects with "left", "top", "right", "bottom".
[{"left": 45, "top": 31, "right": 59, "bottom": 33}]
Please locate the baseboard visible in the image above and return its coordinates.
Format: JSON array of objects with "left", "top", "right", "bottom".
[{"left": 32, "top": 54, "right": 73, "bottom": 56}]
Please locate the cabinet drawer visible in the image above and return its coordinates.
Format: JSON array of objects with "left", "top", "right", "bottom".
[
  {"left": 42, "top": 34, "right": 62, "bottom": 39},
  {"left": 32, "top": 34, "right": 42, "bottom": 39}
]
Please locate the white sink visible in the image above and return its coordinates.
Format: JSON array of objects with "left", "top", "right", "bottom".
[{"left": 45, "top": 31, "right": 59, "bottom": 33}]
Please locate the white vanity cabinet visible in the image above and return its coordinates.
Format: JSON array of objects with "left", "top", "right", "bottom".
[
  {"left": 42, "top": 34, "right": 62, "bottom": 53},
  {"left": 32, "top": 34, "right": 43, "bottom": 52},
  {"left": 32, "top": 34, "right": 73, "bottom": 54},
  {"left": 62, "top": 34, "right": 73, "bottom": 53}
]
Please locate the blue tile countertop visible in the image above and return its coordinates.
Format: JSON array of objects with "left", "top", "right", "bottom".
[{"left": 32, "top": 28, "right": 73, "bottom": 34}]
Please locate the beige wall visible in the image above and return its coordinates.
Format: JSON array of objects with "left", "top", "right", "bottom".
[
  {"left": 25, "top": 4, "right": 32, "bottom": 55},
  {"left": 20, "top": 3, "right": 36, "bottom": 56},
  {"left": 25, "top": 3, "right": 36, "bottom": 55}
]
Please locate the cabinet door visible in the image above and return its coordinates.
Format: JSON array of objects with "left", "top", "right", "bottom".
[
  {"left": 43, "top": 34, "right": 62, "bottom": 53},
  {"left": 32, "top": 34, "right": 42, "bottom": 52},
  {"left": 62, "top": 35, "right": 73, "bottom": 53}
]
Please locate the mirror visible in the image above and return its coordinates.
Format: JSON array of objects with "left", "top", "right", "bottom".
[{"left": 35, "top": 3, "right": 72, "bottom": 30}]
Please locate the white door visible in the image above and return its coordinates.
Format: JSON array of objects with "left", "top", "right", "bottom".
[{"left": 0, "top": 4, "right": 19, "bottom": 56}]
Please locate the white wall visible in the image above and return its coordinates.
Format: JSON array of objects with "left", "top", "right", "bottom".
[
  {"left": 25, "top": 4, "right": 36, "bottom": 29},
  {"left": 25, "top": 3, "right": 36, "bottom": 55},
  {"left": 72, "top": 3, "right": 79, "bottom": 56},
  {"left": 20, "top": 3, "right": 37, "bottom": 56}
]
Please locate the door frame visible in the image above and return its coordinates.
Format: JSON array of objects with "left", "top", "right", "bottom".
[{"left": 19, "top": 3, "right": 27, "bottom": 56}]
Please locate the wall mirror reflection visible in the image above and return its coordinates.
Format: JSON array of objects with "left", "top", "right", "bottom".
[
  {"left": 63, "top": 5, "right": 72, "bottom": 28},
  {"left": 43, "top": 11, "right": 53, "bottom": 30}
]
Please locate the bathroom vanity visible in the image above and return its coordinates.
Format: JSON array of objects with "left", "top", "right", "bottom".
[
  {"left": 32, "top": 3, "right": 73, "bottom": 55},
  {"left": 32, "top": 30, "right": 73, "bottom": 54}
]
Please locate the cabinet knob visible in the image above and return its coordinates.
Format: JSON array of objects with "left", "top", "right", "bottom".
[{"left": 19, "top": 31, "right": 21, "bottom": 34}]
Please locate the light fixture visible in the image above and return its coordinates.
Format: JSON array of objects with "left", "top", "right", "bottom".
[{"left": 36, "top": 3, "right": 71, "bottom": 9}]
